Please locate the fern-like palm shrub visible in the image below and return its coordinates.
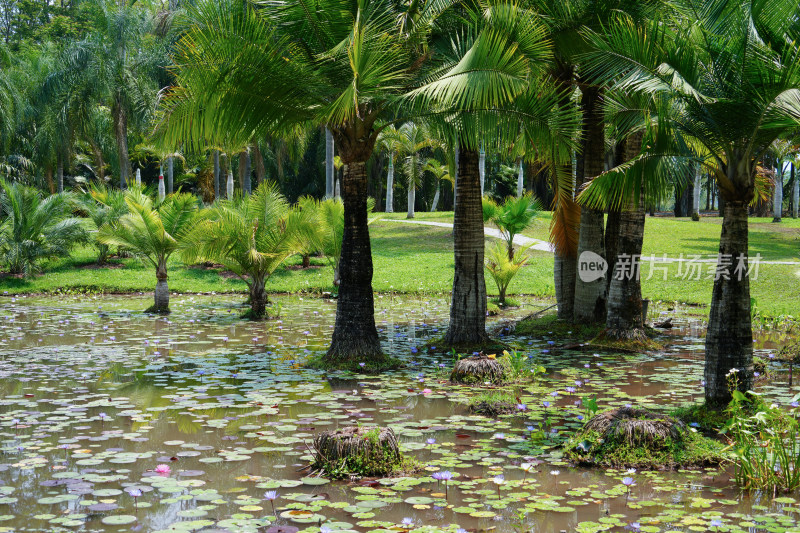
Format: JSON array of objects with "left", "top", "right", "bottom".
[
  {"left": 185, "top": 182, "right": 316, "bottom": 319},
  {"left": 0, "top": 180, "right": 88, "bottom": 276},
  {"left": 483, "top": 194, "right": 541, "bottom": 259},
  {"left": 98, "top": 191, "right": 201, "bottom": 313},
  {"left": 485, "top": 242, "right": 530, "bottom": 307},
  {"left": 81, "top": 183, "right": 128, "bottom": 264}
]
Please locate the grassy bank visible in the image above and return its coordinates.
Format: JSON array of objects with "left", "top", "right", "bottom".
[{"left": 1, "top": 214, "right": 798, "bottom": 317}]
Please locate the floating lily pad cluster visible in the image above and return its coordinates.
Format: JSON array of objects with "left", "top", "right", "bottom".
[{"left": 0, "top": 293, "right": 796, "bottom": 532}]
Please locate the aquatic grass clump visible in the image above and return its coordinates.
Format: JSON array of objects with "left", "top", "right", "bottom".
[
  {"left": 725, "top": 389, "right": 800, "bottom": 493},
  {"left": 564, "top": 407, "right": 726, "bottom": 469},
  {"left": 468, "top": 390, "right": 517, "bottom": 417},
  {"left": 450, "top": 354, "right": 508, "bottom": 384},
  {"left": 310, "top": 426, "right": 414, "bottom": 479}
]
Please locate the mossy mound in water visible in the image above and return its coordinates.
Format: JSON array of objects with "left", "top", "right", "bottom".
[
  {"left": 564, "top": 407, "right": 726, "bottom": 469},
  {"left": 450, "top": 354, "right": 507, "bottom": 384},
  {"left": 310, "top": 426, "right": 412, "bottom": 479}
]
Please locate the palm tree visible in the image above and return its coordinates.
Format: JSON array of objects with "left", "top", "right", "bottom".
[
  {"left": 157, "top": 0, "right": 456, "bottom": 368},
  {"left": 0, "top": 180, "right": 88, "bottom": 276},
  {"left": 424, "top": 158, "right": 451, "bottom": 211},
  {"left": 485, "top": 241, "right": 532, "bottom": 306},
  {"left": 397, "top": 121, "right": 435, "bottom": 218},
  {"left": 81, "top": 182, "right": 128, "bottom": 264},
  {"left": 184, "top": 182, "right": 315, "bottom": 318},
  {"left": 409, "top": 3, "right": 580, "bottom": 346},
  {"left": 377, "top": 125, "right": 404, "bottom": 213},
  {"left": 529, "top": 0, "right": 668, "bottom": 324},
  {"left": 98, "top": 191, "right": 201, "bottom": 313},
  {"left": 483, "top": 194, "right": 541, "bottom": 260},
  {"left": 580, "top": 0, "right": 800, "bottom": 405}
]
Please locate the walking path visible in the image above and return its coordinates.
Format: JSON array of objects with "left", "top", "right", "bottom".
[{"left": 383, "top": 218, "right": 799, "bottom": 265}]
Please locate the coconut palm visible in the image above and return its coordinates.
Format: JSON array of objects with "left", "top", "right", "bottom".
[
  {"left": 579, "top": 0, "right": 800, "bottom": 405},
  {"left": 98, "top": 191, "right": 201, "bottom": 313},
  {"left": 0, "top": 180, "right": 88, "bottom": 276},
  {"left": 156, "top": 0, "right": 458, "bottom": 368},
  {"left": 377, "top": 125, "right": 404, "bottom": 213},
  {"left": 184, "top": 182, "right": 316, "bottom": 318}
]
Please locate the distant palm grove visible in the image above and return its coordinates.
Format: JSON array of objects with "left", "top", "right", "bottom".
[{"left": 2, "top": 0, "right": 800, "bottom": 412}]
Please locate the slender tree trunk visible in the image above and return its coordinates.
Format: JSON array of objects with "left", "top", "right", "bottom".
[
  {"left": 325, "top": 128, "right": 335, "bottom": 199},
  {"left": 453, "top": 145, "right": 459, "bottom": 208},
  {"left": 605, "top": 209, "right": 621, "bottom": 294},
  {"left": 385, "top": 155, "right": 394, "bottom": 213},
  {"left": 239, "top": 151, "right": 251, "bottom": 195},
  {"left": 227, "top": 169, "right": 234, "bottom": 199},
  {"left": 516, "top": 158, "right": 524, "bottom": 198},
  {"left": 167, "top": 157, "right": 174, "bottom": 194},
  {"left": 573, "top": 84, "right": 607, "bottom": 323},
  {"left": 407, "top": 179, "right": 415, "bottom": 219},
  {"left": 445, "top": 147, "right": 488, "bottom": 345},
  {"left": 45, "top": 165, "right": 55, "bottom": 194},
  {"left": 431, "top": 181, "right": 441, "bottom": 211},
  {"left": 704, "top": 200, "right": 753, "bottom": 407},
  {"left": 158, "top": 174, "right": 165, "bottom": 200},
  {"left": 479, "top": 144, "right": 486, "bottom": 195},
  {"left": 135, "top": 168, "right": 141, "bottom": 186},
  {"left": 253, "top": 143, "right": 266, "bottom": 186},
  {"left": 793, "top": 164, "right": 798, "bottom": 218},
  {"left": 113, "top": 98, "right": 131, "bottom": 189},
  {"left": 57, "top": 154, "right": 64, "bottom": 193},
  {"left": 91, "top": 142, "right": 105, "bottom": 180},
  {"left": 692, "top": 164, "right": 702, "bottom": 219},
  {"left": 213, "top": 150, "right": 220, "bottom": 201},
  {"left": 248, "top": 277, "right": 268, "bottom": 319},
  {"left": 151, "top": 261, "right": 169, "bottom": 313},
  {"left": 773, "top": 161, "right": 783, "bottom": 222},
  {"left": 604, "top": 132, "right": 646, "bottom": 340},
  {"left": 324, "top": 140, "right": 383, "bottom": 363}
]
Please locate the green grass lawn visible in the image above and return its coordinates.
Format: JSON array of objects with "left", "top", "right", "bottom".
[{"left": 2, "top": 213, "right": 798, "bottom": 317}]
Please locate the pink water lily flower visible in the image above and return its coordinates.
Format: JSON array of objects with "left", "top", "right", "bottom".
[
  {"left": 154, "top": 464, "right": 171, "bottom": 475},
  {"left": 422, "top": 388, "right": 432, "bottom": 394}
]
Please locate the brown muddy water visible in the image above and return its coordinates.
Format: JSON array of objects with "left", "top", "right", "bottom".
[{"left": 0, "top": 293, "right": 797, "bottom": 533}]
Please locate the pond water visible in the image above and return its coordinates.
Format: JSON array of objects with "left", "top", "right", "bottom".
[{"left": 0, "top": 293, "right": 797, "bottom": 533}]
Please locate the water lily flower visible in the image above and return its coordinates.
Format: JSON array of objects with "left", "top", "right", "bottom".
[
  {"left": 710, "top": 519, "right": 722, "bottom": 528},
  {"left": 264, "top": 490, "right": 278, "bottom": 514},
  {"left": 492, "top": 474, "right": 505, "bottom": 485},
  {"left": 422, "top": 388, "right": 432, "bottom": 394},
  {"left": 401, "top": 517, "right": 414, "bottom": 526},
  {"left": 126, "top": 487, "right": 143, "bottom": 498},
  {"left": 542, "top": 401, "right": 550, "bottom": 408},
  {"left": 550, "top": 470, "right": 560, "bottom": 476},
  {"left": 426, "top": 438, "right": 436, "bottom": 445},
  {"left": 516, "top": 404, "right": 527, "bottom": 411},
  {"left": 622, "top": 476, "right": 635, "bottom": 487},
  {"left": 154, "top": 464, "right": 171, "bottom": 475},
  {"left": 626, "top": 468, "right": 637, "bottom": 474},
  {"left": 359, "top": 362, "right": 366, "bottom": 368}
]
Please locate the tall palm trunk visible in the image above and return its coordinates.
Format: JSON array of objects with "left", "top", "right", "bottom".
[
  {"left": 406, "top": 169, "right": 415, "bottom": 219},
  {"left": 793, "top": 163, "right": 798, "bottom": 218},
  {"left": 705, "top": 198, "right": 753, "bottom": 406},
  {"left": 773, "top": 162, "right": 783, "bottom": 222},
  {"left": 445, "top": 147, "right": 488, "bottom": 345},
  {"left": 573, "top": 84, "right": 607, "bottom": 323},
  {"left": 227, "top": 169, "right": 234, "bottom": 199},
  {"left": 57, "top": 154, "right": 64, "bottom": 193},
  {"left": 167, "top": 157, "right": 174, "bottom": 194},
  {"left": 431, "top": 180, "right": 440, "bottom": 211},
  {"left": 325, "top": 128, "right": 335, "bottom": 199},
  {"left": 152, "top": 260, "right": 169, "bottom": 313},
  {"left": 604, "top": 132, "right": 646, "bottom": 340},
  {"left": 213, "top": 150, "right": 220, "bottom": 201},
  {"left": 324, "top": 129, "right": 382, "bottom": 364},
  {"left": 479, "top": 144, "right": 485, "bottom": 195},
  {"left": 386, "top": 155, "right": 394, "bottom": 212},
  {"left": 45, "top": 165, "right": 55, "bottom": 194},
  {"left": 239, "top": 151, "right": 251, "bottom": 195},
  {"left": 692, "top": 164, "right": 702, "bottom": 218},
  {"left": 113, "top": 96, "right": 131, "bottom": 189},
  {"left": 516, "top": 158, "right": 524, "bottom": 198},
  {"left": 253, "top": 144, "right": 266, "bottom": 185},
  {"left": 249, "top": 276, "right": 268, "bottom": 318}
]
